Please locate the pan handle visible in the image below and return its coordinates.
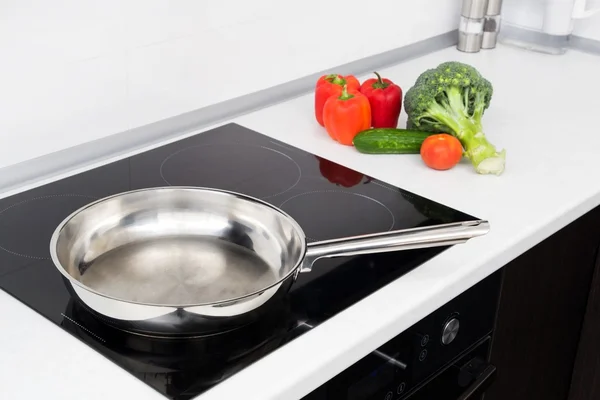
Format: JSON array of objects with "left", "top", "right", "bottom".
[{"left": 300, "top": 220, "right": 490, "bottom": 272}]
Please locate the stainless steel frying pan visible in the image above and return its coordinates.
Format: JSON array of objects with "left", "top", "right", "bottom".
[{"left": 50, "top": 187, "right": 490, "bottom": 337}]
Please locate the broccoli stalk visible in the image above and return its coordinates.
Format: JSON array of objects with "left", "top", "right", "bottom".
[{"left": 404, "top": 62, "right": 506, "bottom": 175}]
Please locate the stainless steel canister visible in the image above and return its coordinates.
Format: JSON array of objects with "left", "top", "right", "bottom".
[
  {"left": 482, "top": 0, "right": 504, "bottom": 49},
  {"left": 458, "top": 0, "right": 489, "bottom": 53}
]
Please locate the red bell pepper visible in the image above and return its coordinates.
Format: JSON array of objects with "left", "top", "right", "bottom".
[
  {"left": 323, "top": 85, "right": 371, "bottom": 146},
  {"left": 314, "top": 74, "right": 360, "bottom": 127},
  {"left": 316, "top": 156, "right": 364, "bottom": 187},
  {"left": 359, "top": 72, "right": 402, "bottom": 128}
]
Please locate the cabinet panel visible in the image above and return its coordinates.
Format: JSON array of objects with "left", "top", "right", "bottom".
[
  {"left": 484, "top": 206, "right": 600, "bottom": 400},
  {"left": 567, "top": 238, "right": 600, "bottom": 400}
]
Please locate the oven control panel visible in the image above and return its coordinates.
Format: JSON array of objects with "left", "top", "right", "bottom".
[{"left": 302, "top": 270, "right": 502, "bottom": 400}]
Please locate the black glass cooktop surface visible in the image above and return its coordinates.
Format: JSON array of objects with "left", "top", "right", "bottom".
[{"left": 0, "top": 123, "right": 474, "bottom": 399}]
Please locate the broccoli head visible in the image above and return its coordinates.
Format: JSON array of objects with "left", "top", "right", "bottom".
[{"left": 404, "top": 61, "right": 505, "bottom": 175}]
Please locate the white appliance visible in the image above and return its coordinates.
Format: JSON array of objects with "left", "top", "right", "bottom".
[
  {"left": 499, "top": 0, "right": 600, "bottom": 54},
  {"left": 543, "top": 0, "right": 600, "bottom": 35}
]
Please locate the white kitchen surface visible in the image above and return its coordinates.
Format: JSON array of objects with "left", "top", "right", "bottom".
[{"left": 1, "top": 44, "right": 600, "bottom": 400}]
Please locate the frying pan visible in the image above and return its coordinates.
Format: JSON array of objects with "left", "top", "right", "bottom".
[{"left": 50, "top": 187, "right": 490, "bottom": 337}]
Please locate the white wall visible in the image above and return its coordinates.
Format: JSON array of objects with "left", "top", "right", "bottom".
[
  {"left": 502, "top": 0, "right": 600, "bottom": 39},
  {"left": 0, "top": 0, "right": 461, "bottom": 169}
]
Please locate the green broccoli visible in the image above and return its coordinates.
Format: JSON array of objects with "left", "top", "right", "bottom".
[{"left": 404, "top": 61, "right": 506, "bottom": 175}]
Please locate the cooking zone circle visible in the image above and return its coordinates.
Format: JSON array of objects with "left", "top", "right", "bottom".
[
  {"left": 160, "top": 144, "right": 302, "bottom": 199},
  {"left": 0, "top": 194, "right": 97, "bottom": 259},
  {"left": 279, "top": 191, "right": 395, "bottom": 241}
]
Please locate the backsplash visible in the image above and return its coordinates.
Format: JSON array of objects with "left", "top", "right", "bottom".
[
  {"left": 2, "top": 0, "right": 597, "bottom": 174},
  {"left": 0, "top": 0, "right": 461, "bottom": 170}
]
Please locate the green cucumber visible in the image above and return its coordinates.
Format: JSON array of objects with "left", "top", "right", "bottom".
[{"left": 353, "top": 128, "right": 432, "bottom": 154}]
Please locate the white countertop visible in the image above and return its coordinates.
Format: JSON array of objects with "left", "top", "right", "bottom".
[{"left": 1, "top": 44, "right": 600, "bottom": 400}]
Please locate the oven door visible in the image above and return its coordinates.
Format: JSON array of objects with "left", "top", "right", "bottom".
[
  {"left": 402, "top": 336, "right": 496, "bottom": 400},
  {"left": 304, "top": 336, "right": 496, "bottom": 400}
]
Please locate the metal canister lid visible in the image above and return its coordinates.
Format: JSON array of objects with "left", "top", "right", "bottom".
[
  {"left": 486, "top": 0, "right": 503, "bottom": 16},
  {"left": 461, "top": 0, "right": 489, "bottom": 19}
]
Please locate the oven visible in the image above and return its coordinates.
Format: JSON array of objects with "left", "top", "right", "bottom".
[
  {"left": 303, "top": 270, "right": 502, "bottom": 400},
  {"left": 400, "top": 336, "right": 495, "bottom": 400}
]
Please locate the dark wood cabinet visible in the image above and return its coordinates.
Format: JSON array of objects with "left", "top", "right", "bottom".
[
  {"left": 567, "top": 238, "right": 600, "bottom": 400},
  {"left": 484, "top": 206, "right": 600, "bottom": 400}
]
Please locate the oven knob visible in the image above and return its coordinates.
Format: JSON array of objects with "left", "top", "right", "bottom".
[
  {"left": 411, "top": 331, "right": 430, "bottom": 347},
  {"left": 397, "top": 382, "right": 406, "bottom": 394},
  {"left": 441, "top": 318, "right": 460, "bottom": 345}
]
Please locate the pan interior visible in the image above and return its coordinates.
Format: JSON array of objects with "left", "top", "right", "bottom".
[{"left": 52, "top": 188, "right": 306, "bottom": 306}]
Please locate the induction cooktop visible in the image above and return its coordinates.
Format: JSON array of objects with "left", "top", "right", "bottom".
[{"left": 0, "top": 123, "right": 475, "bottom": 399}]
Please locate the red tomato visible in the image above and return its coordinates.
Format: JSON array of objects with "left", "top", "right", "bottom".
[{"left": 420, "top": 134, "right": 463, "bottom": 171}]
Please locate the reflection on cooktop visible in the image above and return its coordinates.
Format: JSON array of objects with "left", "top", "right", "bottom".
[
  {"left": 0, "top": 122, "right": 476, "bottom": 399},
  {"left": 61, "top": 296, "right": 302, "bottom": 399}
]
